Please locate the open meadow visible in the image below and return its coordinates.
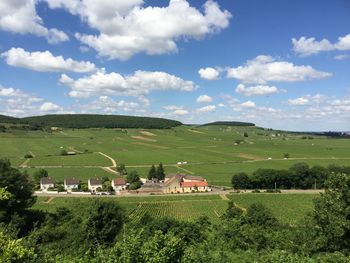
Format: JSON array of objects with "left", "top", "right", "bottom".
[{"left": 1, "top": 125, "right": 350, "bottom": 186}]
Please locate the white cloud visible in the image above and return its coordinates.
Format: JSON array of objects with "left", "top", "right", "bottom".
[
  {"left": 39, "top": 102, "right": 62, "bottom": 112},
  {"left": 292, "top": 34, "right": 350, "bottom": 56},
  {"left": 287, "top": 94, "right": 326, "bottom": 106},
  {"left": 334, "top": 54, "right": 349, "bottom": 60},
  {"left": 2, "top": 48, "right": 96, "bottom": 73},
  {"left": 0, "top": 87, "right": 25, "bottom": 97},
  {"left": 241, "top": 101, "right": 256, "bottom": 108},
  {"left": 0, "top": 0, "right": 68, "bottom": 44},
  {"left": 59, "top": 69, "right": 197, "bottom": 98},
  {"left": 287, "top": 97, "right": 310, "bottom": 106},
  {"left": 226, "top": 55, "right": 331, "bottom": 84},
  {"left": 196, "top": 94, "right": 213, "bottom": 103},
  {"left": 163, "top": 105, "right": 184, "bottom": 111},
  {"left": 173, "top": 109, "right": 189, "bottom": 115},
  {"left": 198, "top": 67, "right": 220, "bottom": 80},
  {"left": 292, "top": 37, "right": 333, "bottom": 56},
  {"left": 235, "top": 84, "right": 280, "bottom": 97},
  {"left": 197, "top": 105, "right": 216, "bottom": 112},
  {"left": 46, "top": 0, "right": 231, "bottom": 60}
]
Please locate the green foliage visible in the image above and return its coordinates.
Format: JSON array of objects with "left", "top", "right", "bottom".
[
  {"left": 0, "top": 159, "right": 35, "bottom": 223},
  {"left": 0, "top": 229, "right": 36, "bottom": 262},
  {"left": 24, "top": 153, "right": 33, "bottom": 159},
  {"left": 245, "top": 203, "right": 278, "bottom": 227},
  {"left": 156, "top": 163, "right": 165, "bottom": 180},
  {"left": 126, "top": 171, "right": 140, "bottom": 184},
  {"left": 222, "top": 201, "right": 243, "bottom": 220},
  {"left": 33, "top": 169, "right": 48, "bottom": 183},
  {"left": 243, "top": 132, "right": 248, "bottom": 137},
  {"left": 201, "top": 121, "right": 255, "bottom": 127},
  {"left": 148, "top": 165, "right": 157, "bottom": 180},
  {"left": 312, "top": 173, "right": 350, "bottom": 252},
  {"left": 84, "top": 200, "right": 125, "bottom": 247},
  {"left": 117, "top": 164, "right": 127, "bottom": 175},
  {"left": 60, "top": 150, "right": 68, "bottom": 156},
  {"left": 231, "top": 172, "right": 250, "bottom": 189},
  {"left": 23, "top": 114, "right": 182, "bottom": 129}
]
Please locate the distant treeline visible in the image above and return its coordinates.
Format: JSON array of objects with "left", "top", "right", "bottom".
[
  {"left": 0, "top": 114, "right": 182, "bottom": 129},
  {"left": 232, "top": 163, "right": 350, "bottom": 190},
  {"left": 201, "top": 121, "right": 255, "bottom": 127}
]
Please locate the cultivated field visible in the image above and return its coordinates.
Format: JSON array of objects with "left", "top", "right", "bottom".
[
  {"left": 1, "top": 125, "right": 350, "bottom": 186},
  {"left": 33, "top": 193, "right": 318, "bottom": 224}
]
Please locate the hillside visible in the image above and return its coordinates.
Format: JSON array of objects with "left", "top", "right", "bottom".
[
  {"left": 22, "top": 114, "right": 182, "bottom": 129},
  {"left": 0, "top": 115, "right": 23, "bottom": 124},
  {"left": 201, "top": 121, "right": 255, "bottom": 127}
]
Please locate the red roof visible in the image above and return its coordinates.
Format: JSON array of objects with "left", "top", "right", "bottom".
[
  {"left": 180, "top": 181, "right": 208, "bottom": 188},
  {"left": 113, "top": 178, "right": 126, "bottom": 186}
]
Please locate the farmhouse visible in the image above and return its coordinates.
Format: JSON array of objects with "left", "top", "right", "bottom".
[
  {"left": 111, "top": 177, "right": 127, "bottom": 192},
  {"left": 40, "top": 177, "right": 54, "bottom": 191},
  {"left": 64, "top": 177, "right": 79, "bottom": 191},
  {"left": 163, "top": 174, "right": 210, "bottom": 193},
  {"left": 88, "top": 178, "right": 103, "bottom": 192}
]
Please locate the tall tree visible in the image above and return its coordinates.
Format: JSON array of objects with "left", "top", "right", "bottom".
[
  {"left": 148, "top": 165, "right": 157, "bottom": 180},
  {"left": 117, "top": 164, "right": 127, "bottom": 175},
  {"left": 33, "top": 169, "right": 48, "bottom": 183},
  {"left": 0, "top": 159, "right": 35, "bottom": 223},
  {"left": 231, "top": 173, "right": 250, "bottom": 189},
  {"left": 156, "top": 163, "right": 165, "bottom": 180}
]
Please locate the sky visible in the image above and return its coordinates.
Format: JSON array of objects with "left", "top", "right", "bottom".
[{"left": 0, "top": 0, "right": 350, "bottom": 131}]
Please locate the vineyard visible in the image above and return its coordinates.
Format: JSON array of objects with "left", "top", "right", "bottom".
[{"left": 33, "top": 193, "right": 319, "bottom": 224}]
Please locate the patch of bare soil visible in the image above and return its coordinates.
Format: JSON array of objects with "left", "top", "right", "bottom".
[{"left": 131, "top": 136, "right": 157, "bottom": 142}]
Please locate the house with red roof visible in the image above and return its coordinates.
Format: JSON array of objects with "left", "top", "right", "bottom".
[
  {"left": 111, "top": 177, "right": 127, "bottom": 192},
  {"left": 163, "top": 174, "right": 210, "bottom": 193}
]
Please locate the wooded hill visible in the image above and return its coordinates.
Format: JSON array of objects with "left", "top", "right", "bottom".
[
  {"left": 22, "top": 114, "right": 182, "bottom": 129},
  {"left": 201, "top": 121, "right": 255, "bottom": 127},
  {"left": 0, "top": 115, "right": 22, "bottom": 124}
]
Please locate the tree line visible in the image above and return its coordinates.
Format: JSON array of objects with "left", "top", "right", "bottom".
[
  {"left": 2, "top": 158, "right": 350, "bottom": 262},
  {"left": 231, "top": 162, "right": 350, "bottom": 190}
]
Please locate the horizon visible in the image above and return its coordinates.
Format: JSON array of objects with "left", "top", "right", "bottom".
[{"left": 0, "top": 0, "right": 350, "bottom": 131}]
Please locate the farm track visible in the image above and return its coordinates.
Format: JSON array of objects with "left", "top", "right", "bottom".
[{"left": 97, "top": 152, "right": 117, "bottom": 167}]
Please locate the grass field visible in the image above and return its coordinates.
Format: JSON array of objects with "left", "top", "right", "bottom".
[
  {"left": 32, "top": 193, "right": 318, "bottom": 224},
  {"left": 1, "top": 125, "right": 350, "bottom": 186}
]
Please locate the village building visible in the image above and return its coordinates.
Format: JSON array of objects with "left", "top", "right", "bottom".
[
  {"left": 64, "top": 177, "right": 79, "bottom": 191},
  {"left": 40, "top": 177, "right": 55, "bottom": 191},
  {"left": 88, "top": 178, "right": 103, "bottom": 192},
  {"left": 163, "top": 174, "right": 210, "bottom": 193},
  {"left": 111, "top": 177, "right": 127, "bottom": 192}
]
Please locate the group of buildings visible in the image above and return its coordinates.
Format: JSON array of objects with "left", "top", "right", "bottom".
[
  {"left": 39, "top": 177, "right": 127, "bottom": 193},
  {"left": 40, "top": 173, "right": 211, "bottom": 194}
]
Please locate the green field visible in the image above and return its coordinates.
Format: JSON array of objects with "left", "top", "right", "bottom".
[
  {"left": 1, "top": 125, "right": 350, "bottom": 186},
  {"left": 32, "top": 193, "right": 318, "bottom": 224}
]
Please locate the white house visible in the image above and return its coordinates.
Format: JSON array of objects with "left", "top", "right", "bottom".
[
  {"left": 111, "top": 178, "right": 127, "bottom": 192},
  {"left": 88, "top": 178, "right": 103, "bottom": 192},
  {"left": 40, "top": 177, "right": 54, "bottom": 191},
  {"left": 64, "top": 178, "right": 79, "bottom": 191}
]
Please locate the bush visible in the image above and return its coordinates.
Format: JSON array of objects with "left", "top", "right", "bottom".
[
  {"left": 24, "top": 153, "right": 33, "bottom": 158},
  {"left": 60, "top": 149, "right": 68, "bottom": 156}
]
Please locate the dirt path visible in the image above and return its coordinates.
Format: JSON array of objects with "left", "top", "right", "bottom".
[
  {"left": 97, "top": 152, "right": 117, "bottom": 167},
  {"left": 176, "top": 165, "right": 194, "bottom": 174},
  {"left": 220, "top": 194, "right": 229, "bottom": 200},
  {"left": 44, "top": 197, "right": 54, "bottom": 203},
  {"left": 102, "top": 167, "right": 119, "bottom": 175},
  {"left": 19, "top": 158, "right": 31, "bottom": 167}
]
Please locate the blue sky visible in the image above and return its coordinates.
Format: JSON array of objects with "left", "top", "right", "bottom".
[{"left": 0, "top": 0, "right": 350, "bottom": 131}]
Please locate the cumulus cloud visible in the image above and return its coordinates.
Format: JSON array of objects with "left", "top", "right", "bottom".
[
  {"left": 334, "top": 54, "right": 349, "bottom": 60},
  {"left": 0, "top": 86, "right": 26, "bottom": 97},
  {"left": 59, "top": 69, "right": 197, "bottom": 98},
  {"left": 2, "top": 48, "right": 96, "bottom": 73},
  {"left": 197, "top": 105, "right": 216, "bottom": 112},
  {"left": 226, "top": 55, "right": 331, "bottom": 84},
  {"left": 241, "top": 101, "right": 256, "bottom": 108},
  {"left": 196, "top": 94, "right": 213, "bottom": 103},
  {"left": 162, "top": 105, "right": 189, "bottom": 115},
  {"left": 198, "top": 67, "right": 220, "bottom": 80},
  {"left": 173, "top": 109, "right": 189, "bottom": 115},
  {"left": 39, "top": 102, "right": 62, "bottom": 112},
  {"left": 0, "top": 0, "right": 68, "bottom": 44},
  {"left": 235, "top": 84, "right": 280, "bottom": 97},
  {"left": 45, "top": 0, "right": 231, "bottom": 60},
  {"left": 292, "top": 34, "right": 350, "bottom": 56},
  {"left": 287, "top": 94, "right": 326, "bottom": 106}
]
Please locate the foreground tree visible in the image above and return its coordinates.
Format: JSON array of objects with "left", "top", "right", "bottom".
[
  {"left": 0, "top": 159, "right": 35, "bottom": 223},
  {"left": 312, "top": 172, "right": 350, "bottom": 252}
]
